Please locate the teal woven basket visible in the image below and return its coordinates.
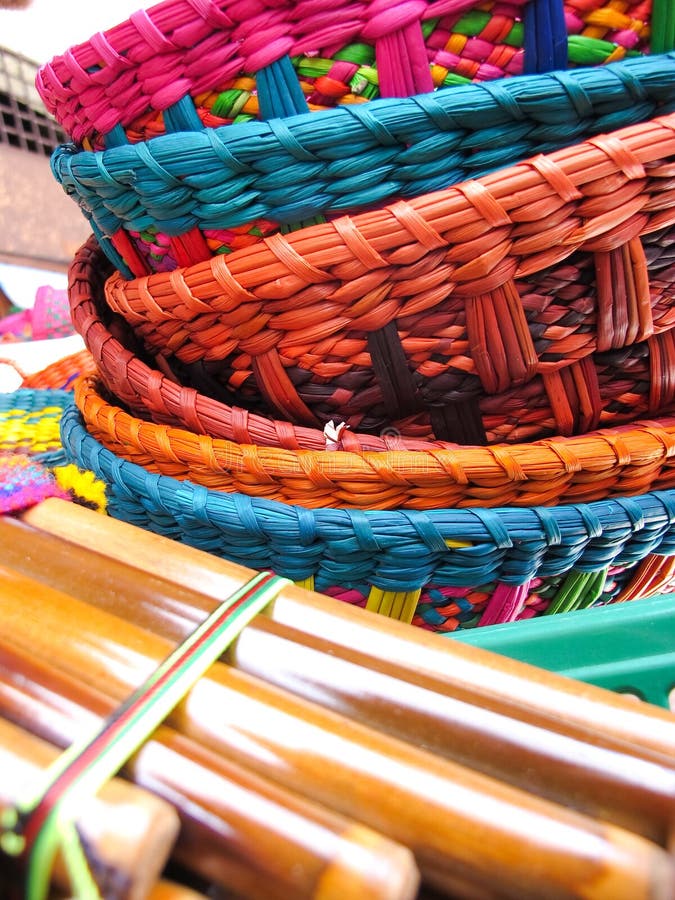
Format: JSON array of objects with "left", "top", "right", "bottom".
[
  {"left": 50, "top": 51, "right": 675, "bottom": 277},
  {"left": 60, "top": 401, "right": 675, "bottom": 633}
]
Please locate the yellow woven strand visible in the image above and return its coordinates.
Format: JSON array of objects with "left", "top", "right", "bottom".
[
  {"left": 366, "top": 587, "right": 421, "bottom": 622},
  {"left": 399, "top": 590, "right": 421, "bottom": 625},
  {"left": 294, "top": 576, "right": 315, "bottom": 592}
]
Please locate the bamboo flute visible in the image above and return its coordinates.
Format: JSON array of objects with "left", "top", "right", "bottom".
[
  {"left": 20, "top": 499, "right": 675, "bottom": 763},
  {"left": 3, "top": 515, "right": 674, "bottom": 845},
  {"left": 0, "top": 641, "right": 419, "bottom": 900},
  {"left": 0, "top": 715, "right": 179, "bottom": 900},
  {"left": 1, "top": 567, "right": 674, "bottom": 900}
]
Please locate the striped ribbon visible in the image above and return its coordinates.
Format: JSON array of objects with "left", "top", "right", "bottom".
[{"left": 0, "top": 569, "right": 290, "bottom": 899}]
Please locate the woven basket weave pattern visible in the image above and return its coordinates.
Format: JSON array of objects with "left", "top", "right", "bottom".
[
  {"left": 37, "top": 0, "right": 656, "bottom": 149},
  {"left": 51, "top": 51, "right": 675, "bottom": 274},
  {"left": 70, "top": 222, "right": 675, "bottom": 451},
  {"left": 99, "top": 114, "right": 675, "bottom": 444},
  {"left": 73, "top": 372, "right": 675, "bottom": 512},
  {"left": 60, "top": 402, "right": 675, "bottom": 630},
  {"left": 41, "top": 0, "right": 673, "bottom": 277},
  {"left": 36, "top": 0, "right": 675, "bottom": 633}
]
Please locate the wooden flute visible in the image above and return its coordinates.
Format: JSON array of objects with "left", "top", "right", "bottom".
[
  {"left": 0, "top": 715, "right": 179, "bottom": 900},
  {"left": 2, "top": 514, "right": 674, "bottom": 846},
  {"left": 1, "top": 566, "right": 674, "bottom": 900},
  {"left": 0, "top": 639, "right": 418, "bottom": 900},
  {"left": 21, "top": 499, "right": 675, "bottom": 765}
]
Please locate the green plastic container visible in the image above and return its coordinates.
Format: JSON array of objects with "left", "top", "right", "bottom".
[{"left": 450, "top": 594, "right": 675, "bottom": 709}]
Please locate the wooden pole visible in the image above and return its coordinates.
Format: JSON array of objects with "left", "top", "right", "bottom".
[
  {"left": 3, "top": 514, "right": 674, "bottom": 845},
  {"left": 0, "top": 638, "right": 419, "bottom": 900},
  {"left": 0, "top": 715, "right": 179, "bottom": 900},
  {"left": 21, "top": 499, "right": 675, "bottom": 764},
  {"left": 1, "top": 565, "right": 673, "bottom": 900},
  {"left": 147, "top": 884, "right": 210, "bottom": 900}
]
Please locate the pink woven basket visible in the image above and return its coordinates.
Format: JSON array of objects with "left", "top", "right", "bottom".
[{"left": 37, "top": 0, "right": 656, "bottom": 151}]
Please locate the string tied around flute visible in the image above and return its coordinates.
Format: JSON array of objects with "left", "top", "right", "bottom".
[{"left": 0, "top": 569, "right": 291, "bottom": 900}]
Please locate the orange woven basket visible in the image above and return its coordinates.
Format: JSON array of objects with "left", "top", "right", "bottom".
[
  {"left": 102, "top": 114, "right": 675, "bottom": 444},
  {"left": 19, "top": 350, "right": 96, "bottom": 391},
  {"left": 73, "top": 372, "right": 675, "bottom": 511}
]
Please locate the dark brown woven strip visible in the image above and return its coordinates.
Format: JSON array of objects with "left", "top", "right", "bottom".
[
  {"left": 429, "top": 399, "right": 487, "bottom": 446},
  {"left": 367, "top": 321, "right": 421, "bottom": 420}
]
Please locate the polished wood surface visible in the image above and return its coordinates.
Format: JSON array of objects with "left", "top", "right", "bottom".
[
  {"left": 1, "top": 565, "right": 673, "bottom": 900},
  {"left": 21, "top": 499, "right": 675, "bottom": 766},
  {"left": 3, "top": 515, "right": 674, "bottom": 845},
  {"left": 0, "top": 638, "right": 419, "bottom": 900},
  {"left": 0, "top": 716, "right": 179, "bottom": 900}
]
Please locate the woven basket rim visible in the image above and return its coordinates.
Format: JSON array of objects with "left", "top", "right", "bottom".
[
  {"left": 35, "top": 0, "right": 531, "bottom": 139},
  {"left": 53, "top": 52, "right": 675, "bottom": 177},
  {"left": 51, "top": 51, "right": 675, "bottom": 277},
  {"left": 37, "top": 0, "right": 643, "bottom": 142},
  {"left": 69, "top": 238, "right": 462, "bottom": 452},
  {"left": 70, "top": 236, "right": 675, "bottom": 453},
  {"left": 60, "top": 400, "right": 675, "bottom": 573},
  {"left": 75, "top": 371, "right": 675, "bottom": 511},
  {"left": 103, "top": 112, "right": 675, "bottom": 299}
]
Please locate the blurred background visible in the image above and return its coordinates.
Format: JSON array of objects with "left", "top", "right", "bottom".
[
  {"left": 0, "top": 2, "right": 156, "bottom": 385},
  {"left": 0, "top": 1, "right": 156, "bottom": 300}
]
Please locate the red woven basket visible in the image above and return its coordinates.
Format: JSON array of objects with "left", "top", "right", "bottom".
[
  {"left": 100, "top": 114, "right": 675, "bottom": 445},
  {"left": 72, "top": 231, "right": 675, "bottom": 449}
]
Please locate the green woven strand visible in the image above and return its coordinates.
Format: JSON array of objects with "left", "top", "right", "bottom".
[
  {"left": 567, "top": 35, "right": 640, "bottom": 65},
  {"left": 52, "top": 821, "right": 100, "bottom": 900},
  {"left": 6, "top": 571, "right": 289, "bottom": 900},
  {"left": 352, "top": 69, "right": 380, "bottom": 97},
  {"left": 439, "top": 73, "right": 473, "bottom": 87},
  {"left": 333, "top": 43, "right": 375, "bottom": 66},
  {"left": 211, "top": 87, "right": 252, "bottom": 119},
  {"left": 652, "top": 0, "right": 675, "bottom": 53},
  {"left": 292, "top": 57, "right": 333, "bottom": 78},
  {"left": 450, "top": 9, "right": 523, "bottom": 47},
  {"left": 575, "top": 569, "right": 610, "bottom": 610},
  {"left": 544, "top": 568, "right": 609, "bottom": 616}
]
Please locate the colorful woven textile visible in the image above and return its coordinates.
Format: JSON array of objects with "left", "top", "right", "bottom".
[
  {"left": 0, "top": 389, "right": 71, "bottom": 462},
  {"left": 0, "top": 388, "right": 107, "bottom": 515},
  {"left": 0, "top": 389, "right": 72, "bottom": 514},
  {"left": 0, "top": 287, "right": 75, "bottom": 343},
  {"left": 61, "top": 401, "right": 675, "bottom": 631},
  {"left": 50, "top": 51, "right": 675, "bottom": 274},
  {"left": 0, "top": 454, "right": 69, "bottom": 514}
]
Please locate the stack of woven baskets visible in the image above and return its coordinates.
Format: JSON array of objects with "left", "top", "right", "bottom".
[{"left": 38, "top": 0, "right": 675, "bottom": 631}]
